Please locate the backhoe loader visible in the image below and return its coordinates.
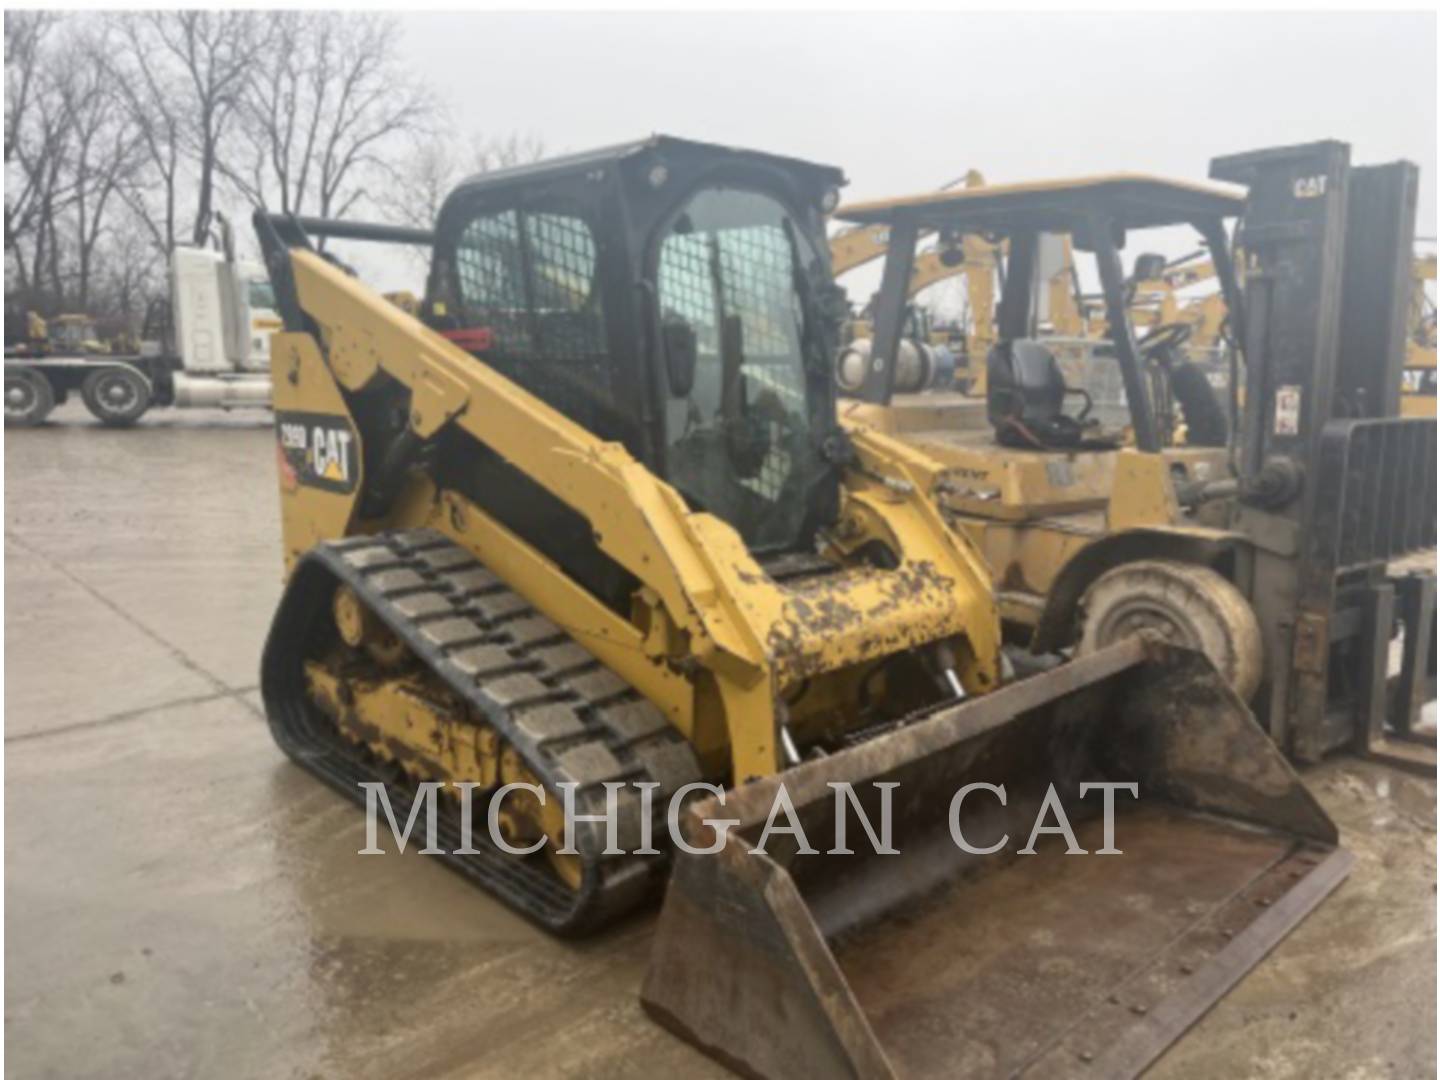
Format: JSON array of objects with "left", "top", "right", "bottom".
[
  {"left": 255, "top": 136, "right": 1348, "bottom": 1078},
  {"left": 839, "top": 140, "right": 1435, "bottom": 772}
]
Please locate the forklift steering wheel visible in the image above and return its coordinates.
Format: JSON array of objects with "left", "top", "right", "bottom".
[{"left": 1137, "top": 322, "right": 1193, "bottom": 358}]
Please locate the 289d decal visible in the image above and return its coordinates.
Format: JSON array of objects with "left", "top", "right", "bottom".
[{"left": 275, "top": 411, "right": 360, "bottom": 495}]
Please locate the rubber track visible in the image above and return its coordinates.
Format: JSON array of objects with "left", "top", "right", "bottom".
[{"left": 260, "top": 528, "right": 703, "bottom": 936}]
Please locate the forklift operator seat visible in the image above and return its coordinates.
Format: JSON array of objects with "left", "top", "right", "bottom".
[{"left": 987, "top": 339, "right": 1094, "bottom": 449}]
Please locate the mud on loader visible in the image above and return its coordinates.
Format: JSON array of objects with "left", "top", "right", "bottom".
[
  {"left": 255, "top": 136, "right": 1348, "bottom": 1078},
  {"left": 839, "top": 141, "right": 1436, "bottom": 775}
]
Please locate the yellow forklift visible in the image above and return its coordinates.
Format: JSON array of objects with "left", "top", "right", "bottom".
[{"left": 838, "top": 141, "right": 1435, "bottom": 768}]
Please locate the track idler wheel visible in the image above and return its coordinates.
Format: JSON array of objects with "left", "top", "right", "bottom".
[{"left": 333, "top": 584, "right": 409, "bottom": 668}]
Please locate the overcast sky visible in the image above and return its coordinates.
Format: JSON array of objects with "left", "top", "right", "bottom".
[
  {"left": 400, "top": 11, "right": 1435, "bottom": 228},
  {"left": 347, "top": 11, "right": 1435, "bottom": 298}
]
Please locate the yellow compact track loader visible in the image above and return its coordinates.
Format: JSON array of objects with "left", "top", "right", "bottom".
[
  {"left": 838, "top": 141, "right": 1435, "bottom": 771},
  {"left": 255, "top": 136, "right": 1348, "bottom": 1078}
]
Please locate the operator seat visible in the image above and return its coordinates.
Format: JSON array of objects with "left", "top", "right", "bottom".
[{"left": 987, "top": 339, "right": 1096, "bottom": 449}]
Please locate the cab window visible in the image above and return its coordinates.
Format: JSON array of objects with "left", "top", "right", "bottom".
[
  {"left": 453, "top": 207, "right": 606, "bottom": 365},
  {"left": 452, "top": 204, "right": 611, "bottom": 422}
]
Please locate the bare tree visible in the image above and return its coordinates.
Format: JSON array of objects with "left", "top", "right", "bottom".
[
  {"left": 4, "top": 11, "right": 55, "bottom": 164},
  {"left": 5, "top": 11, "right": 73, "bottom": 305},
  {"left": 89, "top": 213, "right": 165, "bottom": 338},
  {"left": 6, "top": 15, "right": 151, "bottom": 316},
  {"left": 5, "top": 10, "right": 547, "bottom": 331},
  {"left": 59, "top": 24, "right": 144, "bottom": 310},
  {"left": 391, "top": 129, "right": 546, "bottom": 231},
  {"left": 386, "top": 130, "right": 544, "bottom": 277},
  {"left": 223, "top": 12, "right": 436, "bottom": 222},
  {"left": 110, "top": 11, "right": 269, "bottom": 255}
]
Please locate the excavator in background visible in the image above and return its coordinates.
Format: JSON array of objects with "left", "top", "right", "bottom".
[
  {"left": 839, "top": 140, "right": 1435, "bottom": 771},
  {"left": 253, "top": 135, "right": 1347, "bottom": 1079}
]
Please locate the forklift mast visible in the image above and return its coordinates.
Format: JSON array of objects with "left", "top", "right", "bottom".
[
  {"left": 1338, "top": 161, "right": 1423, "bottom": 418},
  {"left": 1211, "top": 141, "right": 1435, "bottom": 761}
]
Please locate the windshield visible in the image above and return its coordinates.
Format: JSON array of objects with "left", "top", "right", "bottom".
[
  {"left": 248, "top": 279, "right": 277, "bottom": 313},
  {"left": 655, "top": 186, "right": 827, "bottom": 552}
]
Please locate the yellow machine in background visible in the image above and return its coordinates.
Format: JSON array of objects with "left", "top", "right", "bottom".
[
  {"left": 3, "top": 309, "right": 51, "bottom": 357},
  {"left": 832, "top": 170, "right": 1235, "bottom": 408},
  {"left": 830, "top": 169, "right": 1001, "bottom": 391},
  {"left": 253, "top": 136, "right": 1347, "bottom": 1080},
  {"left": 839, "top": 142, "right": 1435, "bottom": 771},
  {"left": 49, "top": 313, "right": 111, "bottom": 355},
  {"left": 4, "top": 310, "right": 110, "bottom": 357},
  {"left": 381, "top": 289, "right": 421, "bottom": 316},
  {"left": 1404, "top": 252, "right": 1436, "bottom": 416}
]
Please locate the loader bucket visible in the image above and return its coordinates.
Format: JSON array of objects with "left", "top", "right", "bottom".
[{"left": 642, "top": 637, "right": 1351, "bottom": 1079}]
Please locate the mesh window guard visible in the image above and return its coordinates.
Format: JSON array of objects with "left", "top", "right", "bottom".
[
  {"left": 452, "top": 206, "right": 613, "bottom": 423},
  {"left": 455, "top": 209, "right": 531, "bottom": 355},
  {"left": 454, "top": 208, "right": 607, "bottom": 365},
  {"left": 656, "top": 188, "right": 820, "bottom": 550}
]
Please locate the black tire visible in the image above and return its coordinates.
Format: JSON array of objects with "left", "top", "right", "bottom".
[
  {"left": 1078, "top": 559, "right": 1263, "bottom": 701},
  {"left": 4, "top": 367, "right": 56, "bottom": 428},
  {"left": 81, "top": 366, "right": 151, "bottom": 427}
]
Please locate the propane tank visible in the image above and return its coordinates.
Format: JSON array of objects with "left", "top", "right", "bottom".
[{"left": 835, "top": 337, "right": 957, "bottom": 395}]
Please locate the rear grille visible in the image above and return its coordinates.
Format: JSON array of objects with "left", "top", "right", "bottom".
[{"left": 1317, "top": 417, "right": 1436, "bottom": 570}]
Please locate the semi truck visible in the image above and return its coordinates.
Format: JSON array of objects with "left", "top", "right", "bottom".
[{"left": 5, "top": 214, "right": 278, "bottom": 427}]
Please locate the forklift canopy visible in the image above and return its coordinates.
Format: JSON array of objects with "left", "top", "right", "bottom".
[{"left": 837, "top": 174, "right": 1245, "bottom": 234}]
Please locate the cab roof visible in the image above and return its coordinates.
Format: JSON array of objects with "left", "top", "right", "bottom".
[
  {"left": 448, "top": 134, "right": 846, "bottom": 199},
  {"left": 836, "top": 174, "right": 1245, "bottom": 233}
]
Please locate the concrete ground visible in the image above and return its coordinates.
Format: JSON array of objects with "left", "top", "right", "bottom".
[{"left": 5, "top": 401, "right": 1436, "bottom": 1079}]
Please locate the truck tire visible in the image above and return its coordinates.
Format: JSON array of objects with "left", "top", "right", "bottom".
[
  {"left": 81, "top": 366, "right": 151, "bottom": 427},
  {"left": 1078, "top": 559, "right": 1263, "bottom": 701},
  {"left": 5, "top": 367, "right": 56, "bottom": 427}
]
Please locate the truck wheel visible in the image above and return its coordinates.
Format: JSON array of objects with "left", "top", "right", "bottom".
[
  {"left": 5, "top": 367, "right": 56, "bottom": 427},
  {"left": 81, "top": 367, "right": 151, "bottom": 427},
  {"left": 1078, "top": 559, "right": 1263, "bottom": 700}
]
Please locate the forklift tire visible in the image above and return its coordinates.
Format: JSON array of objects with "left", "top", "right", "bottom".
[
  {"left": 1078, "top": 559, "right": 1263, "bottom": 701},
  {"left": 5, "top": 367, "right": 56, "bottom": 428},
  {"left": 81, "top": 366, "right": 151, "bottom": 427}
]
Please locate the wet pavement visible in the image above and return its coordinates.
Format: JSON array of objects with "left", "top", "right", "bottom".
[{"left": 5, "top": 402, "right": 1436, "bottom": 1078}]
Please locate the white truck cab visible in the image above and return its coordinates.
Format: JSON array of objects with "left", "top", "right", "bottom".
[{"left": 6, "top": 212, "right": 278, "bottom": 427}]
